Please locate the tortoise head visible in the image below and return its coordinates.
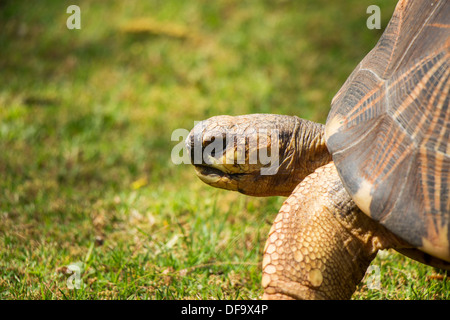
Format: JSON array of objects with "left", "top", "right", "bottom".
[{"left": 185, "top": 114, "right": 331, "bottom": 197}]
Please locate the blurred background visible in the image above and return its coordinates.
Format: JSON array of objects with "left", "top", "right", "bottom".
[{"left": 1, "top": 0, "right": 446, "bottom": 299}]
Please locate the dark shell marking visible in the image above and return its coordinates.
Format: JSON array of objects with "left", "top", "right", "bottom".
[{"left": 325, "top": 0, "right": 450, "bottom": 261}]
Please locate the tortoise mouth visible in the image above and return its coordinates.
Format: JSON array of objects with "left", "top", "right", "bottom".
[
  {"left": 194, "top": 164, "right": 226, "bottom": 177},
  {"left": 193, "top": 164, "right": 246, "bottom": 178},
  {"left": 193, "top": 164, "right": 249, "bottom": 191}
]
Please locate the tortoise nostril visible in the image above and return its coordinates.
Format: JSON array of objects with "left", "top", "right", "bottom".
[
  {"left": 189, "top": 133, "right": 195, "bottom": 149},
  {"left": 186, "top": 132, "right": 202, "bottom": 164}
]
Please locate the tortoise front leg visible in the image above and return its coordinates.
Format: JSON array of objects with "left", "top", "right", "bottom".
[{"left": 262, "top": 162, "right": 403, "bottom": 299}]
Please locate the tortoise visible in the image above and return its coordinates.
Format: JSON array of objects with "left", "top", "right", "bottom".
[{"left": 185, "top": 0, "right": 450, "bottom": 299}]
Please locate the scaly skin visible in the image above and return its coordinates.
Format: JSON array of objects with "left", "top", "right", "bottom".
[
  {"left": 185, "top": 113, "right": 447, "bottom": 299},
  {"left": 262, "top": 163, "right": 405, "bottom": 299},
  {"left": 186, "top": 114, "right": 331, "bottom": 196}
]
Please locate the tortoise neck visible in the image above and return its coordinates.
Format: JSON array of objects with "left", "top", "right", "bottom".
[
  {"left": 305, "top": 122, "right": 333, "bottom": 175},
  {"left": 292, "top": 117, "right": 333, "bottom": 179}
]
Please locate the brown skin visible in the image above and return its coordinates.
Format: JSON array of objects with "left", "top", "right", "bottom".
[
  {"left": 261, "top": 162, "right": 406, "bottom": 299},
  {"left": 186, "top": 114, "right": 331, "bottom": 197},
  {"left": 186, "top": 114, "right": 448, "bottom": 299}
]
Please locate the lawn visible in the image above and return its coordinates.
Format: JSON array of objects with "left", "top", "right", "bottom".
[{"left": 0, "top": 0, "right": 448, "bottom": 300}]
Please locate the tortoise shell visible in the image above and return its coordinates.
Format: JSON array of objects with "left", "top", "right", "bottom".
[{"left": 325, "top": 0, "right": 450, "bottom": 261}]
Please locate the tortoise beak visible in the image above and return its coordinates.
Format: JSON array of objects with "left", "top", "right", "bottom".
[
  {"left": 185, "top": 120, "right": 228, "bottom": 168},
  {"left": 185, "top": 120, "right": 244, "bottom": 192},
  {"left": 185, "top": 122, "right": 202, "bottom": 165}
]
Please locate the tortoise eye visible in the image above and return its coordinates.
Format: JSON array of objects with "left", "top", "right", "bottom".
[{"left": 203, "top": 135, "right": 227, "bottom": 157}]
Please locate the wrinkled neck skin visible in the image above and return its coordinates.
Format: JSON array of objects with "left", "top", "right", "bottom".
[
  {"left": 290, "top": 116, "right": 332, "bottom": 193},
  {"left": 186, "top": 114, "right": 332, "bottom": 197},
  {"left": 270, "top": 115, "right": 331, "bottom": 196}
]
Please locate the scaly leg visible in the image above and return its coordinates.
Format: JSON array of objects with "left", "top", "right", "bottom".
[{"left": 262, "top": 162, "right": 405, "bottom": 299}]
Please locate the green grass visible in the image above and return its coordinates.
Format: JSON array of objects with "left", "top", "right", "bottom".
[{"left": 0, "top": 0, "right": 448, "bottom": 300}]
